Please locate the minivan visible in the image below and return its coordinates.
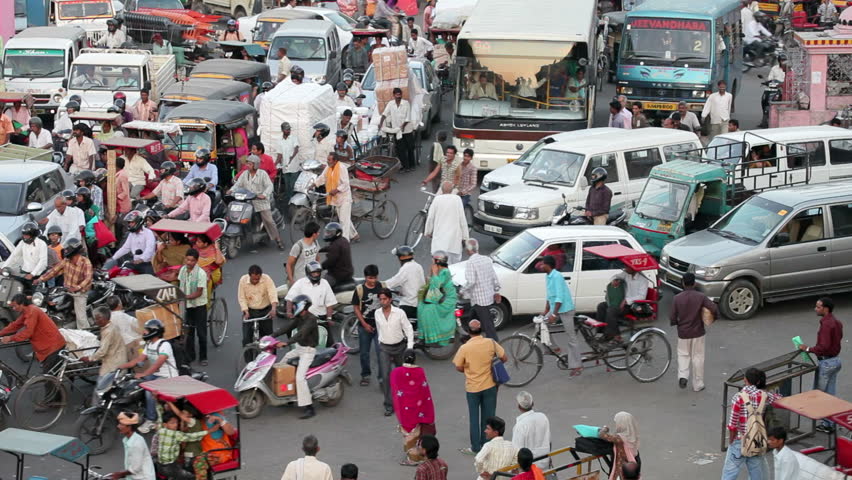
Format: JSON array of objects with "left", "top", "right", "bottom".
[
  {"left": 267, "top": 19, "right": 341, "bottom": 85},
  {"left": 660, "top": 181, "right": 852, "bottom": 320},
  {"left": 473, "top": 128, "right": 701, "bottom": 242}
]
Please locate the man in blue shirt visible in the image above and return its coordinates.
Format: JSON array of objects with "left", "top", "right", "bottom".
[
  {"left": 541, "top": 255, "right": 582, "bottom": 376},
  {"left": 183, "top": 149, "right": 219, "bottom": 191}
]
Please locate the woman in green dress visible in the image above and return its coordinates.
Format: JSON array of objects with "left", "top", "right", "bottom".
[{"left": 417, "top": 251, "right": 457, "bottom": 346}]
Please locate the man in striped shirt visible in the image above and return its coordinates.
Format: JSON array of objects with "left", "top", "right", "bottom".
[{"left": 474, "top": 416, "right": 518, "bottom": 480}]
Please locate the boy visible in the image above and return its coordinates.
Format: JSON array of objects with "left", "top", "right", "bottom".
[
  {"left": 768, "top": 426, "right": 799, "bottom": 480},
  {"left": 351, "top": 264, "right": 384, "bottom": 386},
  {"left": 155, "top": 411, "right": 208, "bottom": 478},
  {"left": 46, "top": 225, "right": 64, "bottom": 286}
]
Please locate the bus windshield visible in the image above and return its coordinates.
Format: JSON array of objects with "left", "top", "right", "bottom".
[
  {"left": 456, "top": 39, "right": 590, "bottom": 121},
  {"left": 621, "top": 18, "right": 712, "bottom": 67},
  {"left": 58, "top": 0, "right": 114, "bottom": 19}
]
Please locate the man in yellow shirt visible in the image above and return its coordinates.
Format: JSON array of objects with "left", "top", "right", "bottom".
[{"left": 237, "top": 264, "right": 278, "bottom": 346}]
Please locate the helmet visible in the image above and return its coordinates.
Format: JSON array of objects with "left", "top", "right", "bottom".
[
  {"left": 21, "top": 222, "right": 39, "bottom": 242},
  {"left": 355, "top": 15, "right": 370, "bottom": 27},
  {"left": 106, "top": 105, "right": 120, "bottom": 114},
  {"left": 590, "top": 167, "right": 608, "bottom": 184},
  {"left": 124, "top": 210, "right": 144, "bottom": 232},
  {"left": 75, "top": 169, "right": 96, "bottom": 187},
  {"left": 61, "top": 189, "right": 76, "bottom": 202},
  {"left": 145, "top": 209, "right": 162, "bottom": 224},
  {"left": 75, "top": 186, "right": 91, "bottom": 203},
  {"left": 185, "top": 177, "right": 207, "bottom": 195},
  {"left": 777, "top": 53, "right": 787, "bottom": 62},
  {"left": 113, "top": 92, "right": 126, "bottom": 101},
  {"left": 305, "top": 261, "right": 323, "bottom": 285},
  {"left": 280, "top": 121, "right": 291, "bottom": 131},
  {"left": 69, "top": 94, "right": 82, "bottom": 104},
  {"left": 227, "top": 18, "right": 237, "bottom": 26},
  {"left": 313, "top": 122, "right": 330, "bottom": 139},
  {"left": 290, "top": 65, "right": 305, "bottom": 80},
  {"left": 322, "top": 222, "right": 343, "bottom": 242},
  {"left": 106, "top": 18, "right": 117, "bottom": 27},
  {"left": 432, "top": 251, "right": 449, "bottom": 267},
  {"left": 94, "top": 168, "right": 107, "bottom": 183},
  {"left": 47, "top": 225, "right": 63, "bottom": 237},
  {"left": 66, "top": 100, "right": 80, "bottom": 111},
  {"left": 142, "top": 319, "right": 165, "bottom": 340},
  {"left": 195, "top": 148, "right": 211, "bottom": 163},
  {"left": 114, "top": 98, "right": 126, "bottom": 110},
  {"left": 392, "top": 245, "right": 414, "bottom": 261},
  {"left": 292, "top": 294, "right": 313, "bottom": 316},
  {"left": 160, "top": 161, "right": 177, "bottom": 179},
  {"left": 336, "top": 82, "right": 348, "bottom": 92},
  {"left": 343, "top": 73, "right": 354, "bottom": 82},
  {"left": 343, "top": 68, "right": 354, "bottom": 77},
  {"left": 335, "top": 129, "right": 348, "bottom": 138},
  {"left": 261, "top": 81, "right": 274, "bottom": 92},
  {"left": 62, "top": 238, "right": 84, "bottom": 258}
]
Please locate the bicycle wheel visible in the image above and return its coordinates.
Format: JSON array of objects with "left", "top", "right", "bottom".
[
  {"left": 405, "top": 211, "right": 427, "bottom": 249},
  {"left": 627, "top": 330, "right": 672, "bottom": 383},
  {"left": 602, "top": 344, "right": 642, "bottom": 371},
  {"left": 371, "top": 199, "right": 399, "bottom": 239},
  {"left": 236, "top": 343, "right": 262, "bottom": 375},
  {"left": 14, "top": 375, "right": 67, "bottom": 431},
  {"left": 500, "top": 335, "right": 543, "bottom": 387},
  {"left": 339, "top": 314, "right": 361, "bottom": 355},
  {"left": 208, "top": 297, "right": 229, "bottom": 347}
]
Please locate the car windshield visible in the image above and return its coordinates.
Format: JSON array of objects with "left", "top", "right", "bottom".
[
  {"left": 635, "top": 178, "right": 690, "bottom": 222},
  {"left": 491, "top": 231, "right": 544, "bottom": 271},
  {"left": 515, "top": 137, "right": 555, "bottom": 167},
  {"left": 522, "top": 149, "right": 584, "bottom": 185},
  {"left": 270, "top": 36, "right": 327, "bottom": 60},
  {"left": 175, "top": 128, "right": 213, "bottom": 151},
  {"left": 58, "top": 0, "right": 113, "bottom": 19},
  {"left": 136, "top": 0, "right": 183, "bottom": 8},
  {"left": 69, "top": 65, "right": 142, "bottom": 90},
  {"left": 620, "top": 18, "right": 712, "bottom": 67},
  {"left": 4, "top": 50, "right": 66, "bottom": 78},
  {"left": 255, "top": 20, "right": 284, "bottom": 42},
  {"left": 711, "top": 196, "right": 790, "bottom": 244},
  {"left": 324, "top": 12, "right": 355, "bottom": 31},
  {"left": 0, "top": 184, "right": 23, "bottom": 215}
]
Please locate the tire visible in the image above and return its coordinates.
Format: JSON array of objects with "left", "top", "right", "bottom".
[
  {"left": 602, "top": 344, "right": 641, "bottom": 371},
  {"left": 238, "top": 389, "right": 265, "bottom": 419},
  {"left": 370, "top": 199, "right": 399, "bottom": 239},
  {"left": 500, "top": 335, "right": 543, "bottom": 387},
  {"left": 74, "top": 411, "right": 118, "bottom": 455},
  {"left": 422, "top": 327, "right": 462, "bottom": 361},
  {"left": 15, "top": 375, "right": 67, "bottom": 431},
  {"left": 405, "top": 211, "right": 427, "bottom": 249},
  {"left": 339, "top": 314, "right": 360, "bottom": 355},
  {"left": 491, "top": 301, "right": 510, "bottom": 330},
  {"left": 626, "top": 330, "right": 672, "bottom": 383},
  {"left": 289, "top": 207, "right": 310, "bottom": 244},
  {"left": 208, "top": 297, "right": 229, "bottom": 347},
  {"left": 222, "top": 236, "right": 240, "bottom": 259},
  {"left": 719, "top": 279, "right": 760, "bottom": 320},
  {"left": 236, "top": 344, "right": 262, "bottom": 375},
  {"left": 324, "top": 379, "right": 344, "bottom": 407}
]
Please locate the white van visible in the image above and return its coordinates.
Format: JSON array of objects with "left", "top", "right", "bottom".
[
  {"left": 480, "top": 128, "right": 623, "bottom": 194},
  {"left": 473, "top": 128, "right": 701, "bottom": 242},
  {"left": 267, "top": 19, "right": 341, "bottom": 85}
]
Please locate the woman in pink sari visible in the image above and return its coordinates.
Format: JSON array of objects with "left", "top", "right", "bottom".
[
  {"left": 390, "top": 349, "right": 436, "bottom": 466},
  {"left": 337, "top": 0, "right": 358, "bottom": 17}
]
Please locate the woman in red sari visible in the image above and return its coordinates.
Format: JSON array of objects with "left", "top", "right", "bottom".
[
  {"left": 512, "top": 448, "right": 545, "bottom": 480},
  {"left": 390, "top": 349, "right": 435, "bottom": 466}
]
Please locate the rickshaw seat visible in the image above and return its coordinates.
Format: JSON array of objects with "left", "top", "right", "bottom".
[
  {"left": 623, "top": 288, "right": 659, "bottom": 322},
  {"left": 209, "top": 432, "right": 241, "bottom": 475},
  {"left": 287, "top": 347, "right": 337, "bottom": 368},
  {"left": 583, "top": 317, "right": 607, "bottom": 328}
]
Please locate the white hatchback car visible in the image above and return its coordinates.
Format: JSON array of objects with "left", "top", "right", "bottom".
[{"left": 449, "top": 226, "right": 656, "bottom": 329}]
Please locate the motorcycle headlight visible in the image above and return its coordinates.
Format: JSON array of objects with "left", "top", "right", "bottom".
[
  {"left": 694, "top": 265, "right": 721, "bottom": 280},
  {"left": 514, "top": 207, "right": 539, "bottom": 220},
  {"left": 459, "top": 138, "right": 474, "bottom": 148},
  {"left": 660, "top": 251, "right": 669, "bottom": 265},
  {"left": 478, "top": 199, "right": 485, "bottom": 212},
  {"left": 234, "top": 193, "right": 246, "bottom": 201},
  {"left": 32, "top": 292, "right": 45, "bottom": 307}
]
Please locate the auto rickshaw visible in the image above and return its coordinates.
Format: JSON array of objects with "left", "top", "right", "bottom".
[
  {"left": 218, "top": 41, "right": 268, "bottom": 62},
  {"left": 189, "top": 58, "right": 272, "bottom": 86},
  {"left": 163, "top": 100, "right": 257, "bottom": 187},
  {"left": 122, "top": 120, "right": 183, "bottom": 163},
  {"left": 157, "top": 78, "right": 253, "bottom": 121},
  {"left": 0, "top": 428, "right": 93, "bottom": 480},
  {"left": 140, "top": 376, "right": 241, "bottom": 478},
  {"left": 251, "top": 7, "right": 321, "bottom": 49}
]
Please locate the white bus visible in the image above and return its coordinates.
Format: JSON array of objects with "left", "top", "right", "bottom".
[{"left": 453, "top": 0, "right": 599, "bottom": 170}]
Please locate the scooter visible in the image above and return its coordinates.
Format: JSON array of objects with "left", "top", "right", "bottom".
[
  {"left": 288, "top": 160, "right": 326, "bottom": 219},
  {"left": 551, "top": 194, "right": 628, "bottom": 226},
  {"left": 221, "top": 188, "right": 285, "bottom": 259},
  {"left": 759, "top": 77, "right": 783, "bottom": 128},
  {"left": 234, "top": 336, "right": 350, "bottom": 419}
]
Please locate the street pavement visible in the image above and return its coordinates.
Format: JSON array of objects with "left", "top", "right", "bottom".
[{"left": 2, "top": 70, "right": 846, "bottom": 480}]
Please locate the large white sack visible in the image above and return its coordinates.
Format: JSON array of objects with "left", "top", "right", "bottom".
[
  {"left": 432, "top": 0, "right": 477, "bottom": 29},
  {"left": 60, "top": 328, "right": 101, "bottom": 358},
  {"left": 259, "top": 82, "right": 337, "bottom": 163}
]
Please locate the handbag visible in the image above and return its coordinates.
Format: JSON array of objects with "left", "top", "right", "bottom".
[
  {"left": 574, "top": 436, "right": 613, "bottom": 456},
  {"left": 93, "top": 221, "right": 117, "bottom": 248},
  {"left": 490, "top": 340, "right": 510, "bottom": 385}
]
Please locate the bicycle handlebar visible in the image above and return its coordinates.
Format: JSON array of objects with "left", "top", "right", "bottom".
[{"left": 243, "top": 314, "right": 271, "bottom": 324}]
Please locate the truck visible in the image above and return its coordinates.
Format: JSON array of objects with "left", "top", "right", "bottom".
[
  {"left": 2, "top": 26, "right": 87, "bottom": 120},
  {"left": 52, "top": 0, "right": 123, "bottom": 45},
  {"left": 62, "top": 48, "right": 177, "bottom": 113}
]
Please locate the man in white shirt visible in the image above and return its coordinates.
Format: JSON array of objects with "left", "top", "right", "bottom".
[
  {"left": 474, "top": 416, "right": 519, "bottom": 480},
  {"left": 44, "top": 197, "right": 86, "bottom": 247},
  {"left": 96, "top": 19, "right": 127, "bottom": 48},
  {"left": 277, "top": 47, "right": 293, "bottom": 83},
  {"left": 670, "top": 101, "right": 702, "bottom": 132},
  {"left": 511, "top": 391, "right": 552, "bottom": 471},
  {"left": 385, "top": 245, "right": 426, "bottom": 320},
  {"left": 335, "top": 82, "right": 356, "bottom": 109},
  {"left": 468, "top": 73, "right": 498, "bottom": 100},
  {"left": 66, "top": 124, "right": 97, "bottom": 174},
  {"left": 617, "top": 95, "right": 634, "bottom": 126},
  {"left": 2, "top": 222, "right": 48, "bottom": 282},
  {"left": 109, "top": 212, "right": 157, "bottom": 274},
  {"left": 280, "top": 435, "right": 333, "bottom": 480},
  {"left": 110, "top": 412, "right": 156, "bottom": 480},
  {"left": 379, "top": 88, "right": 417, "bottom": 172},
  {"left": 28, "top": 117, "right": 53, "bottom": 149},
  {"left": 424, "top": 182, "right": 469, "bottom": 265},
  {"left": 408, "top": 28, "right": 434, "bottom": 59},
  {"left": 285, "top": 262, "right": 337, "bottom": 318},
  {"left": 313, "top": 153, "right": 357, "bottom": 241},
  {"left": 817, "top": 0, "right": 838, "bottom": 24},
  {"left": 277, "top": 122, "right": 302, "bottom": 205},
  {"left": 125, "top": 149, "right": 156, "bottom": 199},
  {"left": 701, "top": 80, "right": 733, "bottom": 139},
  {"left": 374, "top": 288, "right": 414, "bottom": 416},
  {"left": 107, "top": 295, "right": 143, "bottom": 357},
  {"left": 768, "top": 55, "right": 787, "bottom": 84},
  {"left": 311, "top": 123, "right": 335, "bottom": 165},
  {"left": 768, "top": 426, "right": 799, "bottom": 480},
  {"left": 744, "top": 14, "right": 772, "bottom": 58},
  {"left": 615, "top": 266, "right": 651, "bottom": 308}
]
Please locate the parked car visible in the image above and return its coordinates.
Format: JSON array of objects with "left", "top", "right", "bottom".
[
  {"left": 0, "top": 161, "right": 75, "bottom": 244},
  {"left": 448, "top": 225, "right": 657, "bottom": 329},
  {"left": 361, "top": 58, "right": 443, "bottom": 137},
  {"left": 660, "top": 181, "right": 852, "bottom": 320}
]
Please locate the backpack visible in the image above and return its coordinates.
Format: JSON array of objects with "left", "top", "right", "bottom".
[
  {"left": 739, "top": 391, "right": 769, "bottom": 457},
  {"left": 156, "top": 338, "right": 192, "bottom": 376}
]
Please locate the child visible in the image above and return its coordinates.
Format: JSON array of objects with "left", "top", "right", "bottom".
[
  {"left": 768, "top": 426, "right": 799, "bottom": 480},
  {"left": 46, "top": 226, "right": 64, "bottom": 287},
  {"left": 155, "top": 411, "right": 208, "bottom": 478}
]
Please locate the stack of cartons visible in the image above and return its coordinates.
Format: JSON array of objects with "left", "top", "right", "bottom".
[{"left": 372, "top": 46, "right": 410, "bottom": 114}]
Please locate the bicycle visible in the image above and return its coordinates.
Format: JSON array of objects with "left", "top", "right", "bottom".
[
  {"left": 405, "top": 185, "right": 436, "bottom": 249},
  {"left": 499, "top": 314, "right": 671, "bottom": 387},
  {"left": 208, "top": 288, "right": 229, "bottom": 347}
]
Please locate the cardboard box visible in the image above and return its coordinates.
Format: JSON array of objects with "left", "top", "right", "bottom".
[
  {"left": 136, "top": 303, "right": 182, "bottom": 340},
  {"left": 271, "top": 362, "right": 297, "bottom": 397},
  {"left": 372, "top": 46, "right": 409, "bottom": 82},
  {"left": 375, "top": 78, "right": 410, "bottom": 115},
  {"left": 432, "top": 44, "right": 450, "bottom": 66}
]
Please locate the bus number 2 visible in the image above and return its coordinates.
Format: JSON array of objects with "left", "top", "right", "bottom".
[
  {"left": 693, "top": 40, "right": 703, "bottom": 52},
  {"left": 156, "top": 287, "right": 178, "bottom": 303}
]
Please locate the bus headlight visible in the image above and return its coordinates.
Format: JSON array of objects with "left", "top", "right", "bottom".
[
  {"left": 692, "top": 90, "right": 707, "bottom": 98},
  {"left": 459, "top": 138, "right": 475, "bottom": 148},
  {"left": 618, "top": 86, "right": 633, "bottom": 95},
  {"left": 514, "top": 207, "right": 539, "bottom": 220}
]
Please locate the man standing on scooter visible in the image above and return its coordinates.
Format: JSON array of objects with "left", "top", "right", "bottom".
[
  {"left": 584, "top": 167, "right": 612, "bottom": 225},
  {"left": 276, "top": 295, "right": 319, "bottom": 419}
]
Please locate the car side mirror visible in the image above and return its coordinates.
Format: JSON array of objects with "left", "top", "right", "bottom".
[
  {"left": 62, "top": 79, "right": 68, "bottom": 88},
  {"left": 772, "top": 232, "right": 790, "bottom": 247},
  {"left": 579, "top": 177, "right": 589, "bottom": 188},
  {"left": 27, "top": 202, "right": 43, "bottom": 213},
  {"left": 329, "top": 50, "right": 337, "bottom": 58}
]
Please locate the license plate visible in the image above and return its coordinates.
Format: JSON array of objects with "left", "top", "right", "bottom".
[
  {"left": 230, "top": 204, "right": 244, "bottom": 212},
  {"left": 643, "top": 102, "right": 678, "bottom": 111},
  {"left": 484, "top": 224, "right": 502, "bottom": 234}
]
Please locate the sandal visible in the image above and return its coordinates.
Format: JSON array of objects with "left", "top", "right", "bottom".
[
  {"left": 570, "top": 368, "right": 583, "bottom": 377},
  {"left": 399, "top": 458, "right": 420, "bottom": 467},
  {"left": 360, "top": 377, "right": 370, "bottom": 386}
]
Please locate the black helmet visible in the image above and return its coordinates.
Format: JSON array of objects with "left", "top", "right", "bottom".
[
  {"left": 47, "top": 225, "right": 63, "bottom": 236},
  {"left": 343, "top": 68, "right": 355, "bottom": 77},
  {"left": 292, "top": 294, "right": 313, "bottom": 316},
  {"left": 392, "top": 245, "right": 414, "bottom": 261},
  {"left": 186, "top": 177, "right": 207, "bottom": 196},
  {"left": 323, "top": 222, "right": 343, "bottom": 242},
  {"left": 75, "top": 186, "right": 92, "bottom": 203},
  {"left": 160, "top": 161, "right": 177, "bottom": 179},
  {"left": 335, "top": 129, "right": 348, "bottom": 139},
  {"left": 21, "top": 221, "right": 39, "bottom": 242},
  {"left": 313, "top": 122, "right": 330, "bottom": 139},
  {"left": 432, "top": 250, "right": 449, "bottom": 267},
  {"left": 305, "top": 261, "right": 323, "bottom": 285},
  {"left": 590, "top": 167, "right": 608, "bottom": 184},
  {"left": 142, "top": 319, "right": 165, "bottom": 340},
  {"left": 61, "top": 189, "right": 76, "bottom": 202},
  {"left": 261, "top": 81, "right": 274, "bottom": 92},
  {"left": 69, "top": 94, "right": 82, "bottom": 104},
  {"left": 66, "top": 100, "right": 80, "bottom": 111},
  {"left": 106, "top": 18, "right": 117, "bottom": 27},
  {"left": 336, "top": 82, "right": 348, "bottom": 92},
  {"left": 94, "top": 168, "right": 107, "bottom": 183},
  {"left": 195, "top": 148, "right": 211, "bottom": 163},
  {"left": 75, "top": 169, "right": 95, "bottom": 187},
  {"left": 145, "top": 208, "right": 163, "bottom": 225},
  {"left": 62, "top": 238, "right": 84, "bottom": 258},
  {"left": 280, "top": 121, "right": 291, "bottom": 131},
  {"left": 124, "top": 210, "right": 144, "bottom": 232},
  {"left": 106, "top": 105, "right": 121, "bottom": 114},
  {"left": 777, "top": 53, "right": 787, "bottom": 62}
]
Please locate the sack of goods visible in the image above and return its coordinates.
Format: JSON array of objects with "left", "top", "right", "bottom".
[
  {"left": 258, "top": 82, "right": 337, "bottom": 163},
  {"left": 431, "top": 0, "right": 477, "bottom": 29}
]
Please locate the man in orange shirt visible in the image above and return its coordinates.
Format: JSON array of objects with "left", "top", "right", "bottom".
[
  {"left": 0, "top": 103, "right": 14, "bottom": 145},
  {"left": 0, "top": 294, "right": 66, "bottom": 373}
]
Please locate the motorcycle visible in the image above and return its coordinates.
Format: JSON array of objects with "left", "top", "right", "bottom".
[
  {"left": 31, "top": 274, "right": 121, "bottom": 327},
  {"left": 551, "top": 194, "right": 628, "bottom": 226},
  {"left": 73, "top": 370, "right": 145, "bottom": 455},
  {"left": 759, "top": 77, "right": 783, "bottom": 129},
  {"left": 221, "top": 187, "right": 285, "bottom": 259},
  {"left": 743, "top": 36, "right": 783, "bottom": 73},
  {"left": 234, "top": 337, "right": 350, "bottom": 419},
  {"left": 287, "top": 160, "right": 326, "bottom": 220}
]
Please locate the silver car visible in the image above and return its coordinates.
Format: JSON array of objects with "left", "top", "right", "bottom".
[
  {"left": 0, "top": 161, "right": 75, "bottom": 244},
  {"left": 360, "top": 58, "right": 443, "bottom": 138},
  {"left": 659, "top": 181, "right": 852, "bottom": 320}
]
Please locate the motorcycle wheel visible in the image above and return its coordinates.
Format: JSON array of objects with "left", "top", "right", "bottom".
[
  {"left": 422, "top": 327, "right": 462, "bottom": 361},
  {"left": 74, "top": 411, "right": 119, "bottom": 455},
  {"left": 222, "top": 236, "right": 240, "bottom": 259},
  {"left": 238, "top": 389, "right": 266, "bottom": 419},
  {"left": 324, "top": 379, "right": 344, "bottom": 407}
]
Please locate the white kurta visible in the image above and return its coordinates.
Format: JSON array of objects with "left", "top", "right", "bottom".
[{"left": 424, "top": 193, "right": 468, "bottom": 255}]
